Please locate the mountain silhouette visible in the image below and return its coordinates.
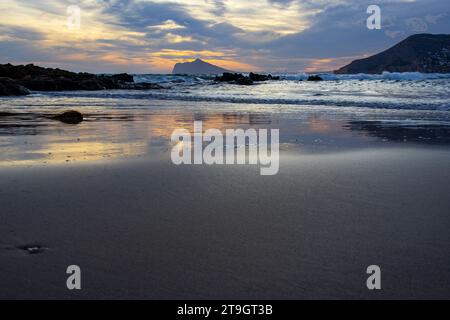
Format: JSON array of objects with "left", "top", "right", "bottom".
[
  {"left": 335, "top": 34, "right": 450, "bottom": 74},
  {"left": 172, "top": 58, "right": 231, "bottom": 75}
]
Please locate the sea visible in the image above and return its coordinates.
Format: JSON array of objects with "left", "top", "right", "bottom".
[
  {"left": 1, "top": 72, "right": 450, "bottom": 165},
  {"left": 1, "top": 72, "right": 450, "bottom": 299},
  {"left": 1, "top": 72, "right": 450, "bottom": 111}
]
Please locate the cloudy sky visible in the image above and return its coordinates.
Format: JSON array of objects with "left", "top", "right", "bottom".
[{"left": 0, "top": 0, "right": 448, "bottom": 73}]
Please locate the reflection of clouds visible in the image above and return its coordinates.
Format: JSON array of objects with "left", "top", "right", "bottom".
[
  {"left": 308, "top": 117, "right": 332, "bottom": 134},
  {"left": 6, "top": 109, "right": 441, "bottom": 166},
  {"left": 39, "top": 141, "right": 147, "bottom": 161},
  {"left": 147, "top": 112, "right": 271, "bottom": 139},
  {"left": 5, "top": 109, "right": 445, "bottom": 167},
  {"left": 0, "top": 111, "right": 279, "bottom": 166},
  {"left": 0, "top": 140, "right": 148, "bottom": 166}
]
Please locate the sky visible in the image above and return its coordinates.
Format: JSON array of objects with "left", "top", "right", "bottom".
[{"left": 0, "top": 0, "right": 449, "bottom": 73}]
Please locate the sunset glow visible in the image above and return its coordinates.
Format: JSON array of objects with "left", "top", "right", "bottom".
[{"left": 1, "top": 0, "right": 449, "bottom": 73}]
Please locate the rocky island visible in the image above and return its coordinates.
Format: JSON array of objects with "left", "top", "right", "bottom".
[{"left": 172, "top": 58, "right": 230, "bottom": 75}]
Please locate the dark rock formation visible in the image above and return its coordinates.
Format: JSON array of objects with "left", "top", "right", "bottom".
[
  {"left": 0, "top": 63, "right": 163, "bottom": 96},
  {"left": 172, "top": 58, "right": 230, "bottom": 75},
  {"left": 307, "top": 75, "right": 324, "bottom": 81},
  {"left": 249, "top": 72, "right": 280, "bottom": 81},
  {"left": 216, "top": 73, "right": 242, "bottom": 82},
  {"left": 215, "top": 73, "right": 253, "bottom": 85},
  {"left": 111, "top": 73, "right": 134, "bottom": 83},
  {"left": 0, "top": 77, "right": 31, "bottom": 96},
  {"left": 126, "top": 82, "right": 164, "bottom": 90},
  {"left": 335, "top": 34, "right": 450, "bottom": 74},
  {"left": 215, "top": 72, "right": 279, "bottom": 85},
  {"left": 50, "top": 111, "right": 84, "bottom": 124},
  {"left": 235, "top": 77, "right": 254, "bottom": 86},
  {"left": 78, "top": 78, "right": 105, "bottom": 91},
  {"left": 0, "top": 64, "right": 77, "bottom": 80},
  {"left": 249, "top": 72, "right": 269, "bottom": 81}
]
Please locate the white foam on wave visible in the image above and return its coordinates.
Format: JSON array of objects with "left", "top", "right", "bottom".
[
  {"left": 278, "top": 72, "right": 450, "bottom": 81},
  {"left": 134, "top": 74, "right": 215, "bottom": 85},
  {"left": 44, "top": 90, "right": 450, "bottom": 112},
  {"left": 29, "top": 72, "right": 450, "bottom": 112},
  {"left": 134, "top": 72, "right": 450, "bottom": 84}
]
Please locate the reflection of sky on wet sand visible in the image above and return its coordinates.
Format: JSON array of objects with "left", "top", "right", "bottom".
[
  {"left": 0, "top": 112, "right": 270, "bottom": 166},
  {"left": 1, "top": 107, "right": 450, "bottom": 167}
]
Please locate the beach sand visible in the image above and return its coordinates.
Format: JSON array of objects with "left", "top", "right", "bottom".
[
  {"left": 1, "top": 145, "right": 450, "bottom": 299},
  {"left": 1, "top": 98, "right": 450, "bottom": 299}
]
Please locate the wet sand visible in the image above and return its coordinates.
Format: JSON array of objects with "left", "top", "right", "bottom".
[
  {"left": 1, "top": 101, "right": 450, "bottom": 299},
  {"left": 1, "top": 147, "right": 450, "bottom": 299}
]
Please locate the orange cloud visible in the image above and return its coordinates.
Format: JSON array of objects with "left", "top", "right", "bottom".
[
  {"left": 203, "top": 59, "right": 259, "bottom": 72},
  {"left": 305, "top": 56, "right": 366, "bottom": 72}
]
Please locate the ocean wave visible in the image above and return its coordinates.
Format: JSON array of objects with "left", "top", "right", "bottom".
[
  {"left": 134, "top": 74, "right": 215, "bottom": 86},
  {"left": 43, "top": 90, "right": 450, "bottom": 111},
  {"left": 19, "top": 72, "right": 450, "bottom": 112},
  {"left": 278, "top": 72, "right": 450, "bottom": 81},
  {"left": 133, "top": 72, "right": 450, "bottom": 84}
]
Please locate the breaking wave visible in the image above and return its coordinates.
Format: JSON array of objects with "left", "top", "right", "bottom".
[{"left": 134, "top": 72, "right": 450, "bottom": 85}]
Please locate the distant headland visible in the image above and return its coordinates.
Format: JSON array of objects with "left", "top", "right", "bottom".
[{"left": 335, "top": 34, "right": 450, "bottom": 74}]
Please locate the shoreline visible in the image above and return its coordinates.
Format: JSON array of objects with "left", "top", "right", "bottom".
[
  {"left": 1, "top": 104, "right": 450, "bottom": 167},
  {"left": 1, "top": 81, "right": 449, "bottom": 299}
]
